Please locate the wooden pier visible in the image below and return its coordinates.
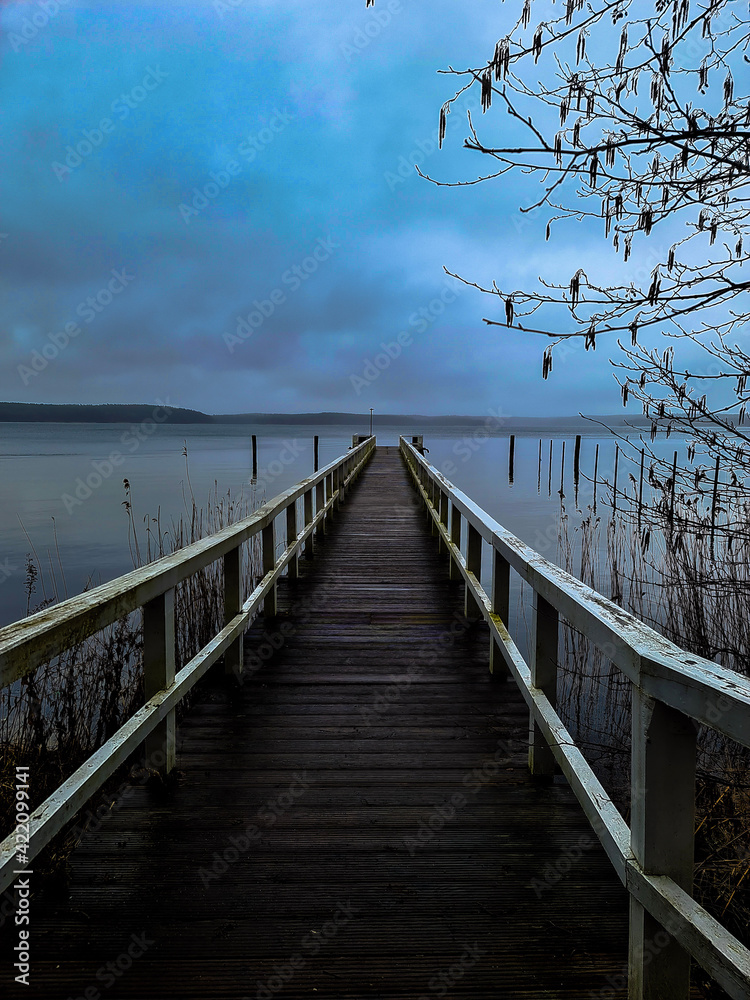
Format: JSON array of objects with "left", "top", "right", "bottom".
[{"left": 1, "top": 439, "right": 749, "bottom": 998}]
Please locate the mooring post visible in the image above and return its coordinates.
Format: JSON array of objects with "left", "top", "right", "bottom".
[
  {"left": 537, "top": 438, "right": 542, "bottom": 493},
  {"left": 314, "top": 435, "right": 319, "bottom": 473},
  {"left": 529, "top": 592, "right": 558, "bottom": 777},
  {"left": 262, "top": 520, "right": 277, "bottom": 617},
  {"left": 548, "top": 439, "right": 553, "bottom": 496},
  {"left": 593, "top": 443, "right": 599, "bottom": 514},
  {"left": 143, "top": 589, "right": 176, "bottom": 775},
  {"left": 629, "top": 688, "right": 696, "bottom": 998},
  {"left": 489, "top": 548, "right": 511, "bottom": 681},
  {"left": 223, "top": 545, "right": 243, "bottom": 677},
  {"left": 252, "top": 435, "right": 258, "bottom": 480},
  {"left": 613, "top": 444, "right": 620, "bottom": 513},
  {"left": 508, "top": 434, "right": 515, "bottom": 485},
  {"left": 669, "top": 450, "right": 678, "bottom": 531},
  {"left": 559, "top": 440, "right": 566, "bottom": 497},
  {"left": 638, "top": 447, "right": 645, "bottom": 532}
]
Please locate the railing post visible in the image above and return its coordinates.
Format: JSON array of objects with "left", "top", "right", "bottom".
[
  {"left": 629, "top": 689, "right": 696, "bottom": 999},
  {"left": 529, "top": 592, "right": 558, "bottom": 777},
  {"left": 438, "top": 490, "right": 448, "bottom": 555},
  {"left": 303, "top": 488, "right": 313, "bottom": 558},
  {"left": 465, "top": 524, "right": 482, "bottom": 620},
  {"left": 223, "top": 545, "right": 243, "bottom": 678},
  {"left": 333, "top": 467, "right": 341, "bottom": 511},
  {"left": 143, "top": 589, "right": 176, "bottom": 775},
  {"left": 449, "top": 505, "right": 462, "bottom": 581},
  {"left": 286, "top": 502, "right": 298, "bottom": 579},
  {"left": 490, "top": 549, "right": 510, "bottom": 681},
  {"left": 339, "top": 459, "right": 347, "bottom": 505},
  {"left": 262, "top": 519, "right": 277, "bottom": 617},
  {"left": 316, "top": 479, "right": 326, "bottom": 536},
  {"left": 429, "top": 479, "right": 439, "bottom": 537}
]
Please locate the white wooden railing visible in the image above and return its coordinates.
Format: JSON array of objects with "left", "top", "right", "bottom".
[
  {"left": 0, "top": 437, "right": 375, "bottom": 895},
  {"left": 400, "top": 436, "right": 750, "bottom": 1000}
]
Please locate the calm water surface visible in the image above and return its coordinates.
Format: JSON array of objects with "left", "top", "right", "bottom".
[{"left": 0, "top": 421, "right": 690, "bottom": 628}]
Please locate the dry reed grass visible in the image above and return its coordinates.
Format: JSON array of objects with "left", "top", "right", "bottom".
[{"left": 0, "top": 455, "right": 263, "bottom": 879}]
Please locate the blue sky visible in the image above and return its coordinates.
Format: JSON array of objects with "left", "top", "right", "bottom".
[{"left": 0, "top": 0, "right": 646, "bottom": 416}]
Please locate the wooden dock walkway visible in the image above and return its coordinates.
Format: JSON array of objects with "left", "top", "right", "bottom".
[{"left": 3, "top": 446, "right": 632, "bottom": 999}]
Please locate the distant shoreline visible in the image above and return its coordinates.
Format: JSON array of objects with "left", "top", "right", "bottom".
[{"left": 0, "top": 401, "right": 658, "bottom": 429}]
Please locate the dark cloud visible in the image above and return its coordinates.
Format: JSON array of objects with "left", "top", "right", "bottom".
[{"left": 0, "top": 0, "right": 632, "bottom": 415}]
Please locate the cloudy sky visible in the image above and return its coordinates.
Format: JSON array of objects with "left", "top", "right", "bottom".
[{"left": 1, "top": 0, "right": 652, "bottom": 416}]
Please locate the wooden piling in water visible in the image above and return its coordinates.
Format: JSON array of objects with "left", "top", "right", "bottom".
[
  {"left": 593, "top": 444, "right": 599, "bottom": 515},
  {"left": 537, "top": 439, "right": 542, "bottom": 494},
  {"left": 613, "top": 445, "right": 619, "bottom": 514},
  {"left": 669, "top": 450, "right": 678, "bottom": 531},
  {"left": 252, "top": 434, "right": 258, "bottom": 480},
  {"left": 638, "top": 448, "right": 645, "bottom": 532},
  {"left": 508, "top": 434, "right": 515, "bottom": 485},
  {"left": 314, "top": 435, "right": 319, "bottom": 473},
  {"left": 548, "top": 440, "right": 553, "bottom": 497},
  {"left": 710, "top": 454, "right": 721, "bottom": 556},
  {"left": 559, "top": 440, "right": 565, "bottom": 496}
]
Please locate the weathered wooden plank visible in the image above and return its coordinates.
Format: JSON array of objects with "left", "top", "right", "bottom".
[
  {"left": 402, "top": 439, "right": 750, "bottom": 748},
  {"left": 2, "top": 446, "right": 632, "bottom": 1000},
  {"left": 0, "top": 439, "right": 375, "bottom": 685}
]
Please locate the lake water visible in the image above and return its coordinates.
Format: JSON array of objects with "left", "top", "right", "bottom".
[{"left": 0, "top": 420, "right": 691, "bottom": 629}]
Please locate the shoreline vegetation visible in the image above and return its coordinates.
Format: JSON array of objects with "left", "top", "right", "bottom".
[
  {"left": 1, "top": 429, "right": 747, "bottom": 996},
  {"left": 1, "top": 459, "right": 263, "bottom": 888},
  {"left": 0, "top": 400, "right": 665, "bottom": 428},
  {"left": 555, "top": 479, "right": 750, "bottom": 994}
]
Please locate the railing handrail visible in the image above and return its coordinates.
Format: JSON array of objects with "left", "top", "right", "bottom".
[
  {"left": 399, "top": 435, "right": 750, "bottom": 1000},
  {"left": 0, "top": 437, "right": 376, "bottom": 897},
  {"left": 401, "top": 438, "right": 750, "bottom": 749},
  {"left": 0, "top": 438, "right": 373, "bottom": 688}
]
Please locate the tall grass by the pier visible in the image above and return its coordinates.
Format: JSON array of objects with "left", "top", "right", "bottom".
[
  {"left": 555, "top": 487, "right": 750, "bottom": 989},
  {"left": 0, "top": 462, "right": 263, "bottom": 874}
]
